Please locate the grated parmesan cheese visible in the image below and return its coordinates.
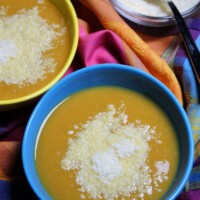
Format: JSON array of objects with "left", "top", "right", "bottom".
[
  {"left": 154, "top": 160, "right": 170, "bottom": 186},
  {"left": 113, "top": 138, "right": 140, "bottom": 158},
  {"left": 0, "top": 6, "right": 66, "bottom": 86},
  {"left": 0, "top": 40, "right": 17, "bottom": 63},
  {"left": 92, "top": 149, "right": 122, "bottom": 184},
  {"left": 61, "top": 104, "right": 170, "bottom": 200}
]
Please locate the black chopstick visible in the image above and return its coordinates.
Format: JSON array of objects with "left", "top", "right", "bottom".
[{"left": 168, "top": 1, "right": 200, "bottom": 84}]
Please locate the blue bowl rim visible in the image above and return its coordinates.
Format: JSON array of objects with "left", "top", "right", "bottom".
[{"left": 22, "top": 63, "right": 194, "bottom": 200}]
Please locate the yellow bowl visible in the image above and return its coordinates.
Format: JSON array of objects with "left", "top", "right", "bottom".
[{"left": 0, "top": 0, "right": 78, "bottom": 110}]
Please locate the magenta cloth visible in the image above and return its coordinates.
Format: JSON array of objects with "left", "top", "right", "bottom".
[
  {"left": 64, "top": 26, "right": 129, "bottom": 75},
  {"left": 178, "top": 190, "right": 200, "bottom": 200},
  {"left": 78, "top": 29, "right": 128, "bottom": 65}
]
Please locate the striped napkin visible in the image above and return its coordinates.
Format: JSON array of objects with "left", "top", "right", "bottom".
[{"left": 173, "top": 18, "right": 200, "bottom": 199}]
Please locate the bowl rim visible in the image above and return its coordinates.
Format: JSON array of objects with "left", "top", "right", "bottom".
[
  {"left": 0, "top": 0, "right": 79, "bottom": 106},
  {"left": 22, "top": 63, "right": 194, "bottom": 200},
  {"left": 110, "top": 0, "right": 200, "bottom": 27}
]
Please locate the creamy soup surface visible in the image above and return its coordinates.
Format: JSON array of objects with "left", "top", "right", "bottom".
[
  {"left": 0, "top": 0, "right": 70, "bottom": 100},
  {"left": 35, "top": 86, "right": 179, "bottom": 200}
]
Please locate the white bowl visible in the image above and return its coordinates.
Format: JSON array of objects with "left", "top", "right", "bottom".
[{"left": 110, "top": 0, "right": 200, "bottom": 27}]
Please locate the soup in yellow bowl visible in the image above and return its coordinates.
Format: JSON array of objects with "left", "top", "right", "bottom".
[{"left": 0, "top": 0, "right": 78, "bottom": 110}]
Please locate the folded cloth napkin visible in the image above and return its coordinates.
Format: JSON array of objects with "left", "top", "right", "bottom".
[{"left": 0, "top": 0, "right": 200, "bottom": 199}]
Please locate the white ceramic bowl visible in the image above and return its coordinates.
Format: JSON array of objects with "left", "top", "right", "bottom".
[{"left": 110, "top": 0, "right": 200, "bottom": 27}]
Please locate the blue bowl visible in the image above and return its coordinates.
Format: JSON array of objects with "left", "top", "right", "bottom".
[{"left": 22, "top": 63, "right": 194, "bottom": 200}]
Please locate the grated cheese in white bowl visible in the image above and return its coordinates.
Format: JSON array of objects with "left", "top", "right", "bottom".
[{"left": 116, "top": 0, "right": 200, "bottom": 17}]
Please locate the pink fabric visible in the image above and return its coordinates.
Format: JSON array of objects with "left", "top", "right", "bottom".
[
  {"left": 78, "top": 29, "right": 128, "bottom": 65},
  {"left": 64, "top": 25, "right": 128, "bottom": 75}
]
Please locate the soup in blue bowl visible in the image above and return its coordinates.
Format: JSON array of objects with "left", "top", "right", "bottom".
[{"left": 22, "top": 64, "right": 193, "bottom": 200}]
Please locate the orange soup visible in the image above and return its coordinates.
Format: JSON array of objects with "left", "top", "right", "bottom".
[
  {"left": 35, "top": 86, "right": 179, "bottom": 200},
  {"left": 0, "top": 0, "right": 71, "bottom": 100}
]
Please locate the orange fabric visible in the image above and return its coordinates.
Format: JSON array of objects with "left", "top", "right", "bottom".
[{"left": 78, "top": 0, "right": 183, "bottom": 104}]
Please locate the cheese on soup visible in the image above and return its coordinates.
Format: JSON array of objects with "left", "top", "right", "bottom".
[
  {"left": 35, "top": 86, "right": 179, "bottom": 200},
  {"left": 0, "top": 0, "right": 70, "bottom": 100},
  {"left": 61, "top": 104, "right": 164, "bottom": 199},
  {"left": 0, "top": 6, "right": 65, "bottom": 86}
]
